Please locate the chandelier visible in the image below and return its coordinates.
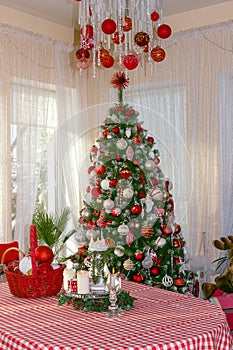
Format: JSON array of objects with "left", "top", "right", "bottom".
[{"left": 73, "top": 0, "right": 172, "bottom": 75}]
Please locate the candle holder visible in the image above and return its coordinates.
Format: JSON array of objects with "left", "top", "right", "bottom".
[{"left": 105, "top": 273, "right": 122, "bottom": 318}]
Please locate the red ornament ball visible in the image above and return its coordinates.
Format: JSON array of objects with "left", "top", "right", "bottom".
[
  {"left": 37, "top": 262, "right": 53, "bottom": 274},
  {"left": 112, "top": 125, "right": 120, "bottom": 134},
  {"left": 173, "top": 238, "right": 183, "bottom": 248},
  {"left": 147, "top": 136, "right": 154, "bottom": 143},
  {"left": 123, "top": 17, "right": 132, "bottom": 32},
  {"left": 151, "top": 11, "right": 160, "bottom": 21},
  {"left": 134, "top": 251, "right": 144, "bottom": 261},
  {"left": 109, "top": 178, "right": 118, "bottom": 187},
  {"left": 78, "top": 246, "right": 87, "bottom": 257},
  {"left": 132, "top": 134, "right": 142, "bottom": 143},
  {"left": 101, "top": 55, "right": 114, "bottom": 68},
  {"left": 97, "top": 48, "right": 110, "bottom": 63},
  {"left": 76, "top": 48, "right": 90, "bottom": 60},
  {"left": 130, "top": 205, "right": 142, "bottom": 215},
  {"left": 174, "top": 276, "right": 185, "bottom": 287},
  {"left": 134, "top": 31, "right": 150, "bottom": 47},
  {"left": 88, "top": 165, "right": 95, "bottom": 174},
  {"left": 81, "top": 24, "right": 94, "bottom": 38},
  {"left": 150, "top": 266, "right": 160, "bottom": 276},
  {"left": 120, "top": 168, "right": 132, "bottom": 179},
  {"left": 35, "top": 246, "right": 54, "bottom": 264},
  {"left": 132, "top": 273, "right": 143, "bottom": 283},
  {"left": 138, "top": 191, "right": 146, "bottom": 199},
  {"left": 162, "top": 226, "right": 173, "bottom": 237},
  {"left": 91, "top": 187, "right": 102, "bottom": 197},
  {"left": 157, "top": 24, "right": 172, "bottom": 39},
  {"left": 95, "top": 164, "right": 106, "bottom": 175},
  {"left": 112, "top": 31, "right": 125, "bottom": 44},
  {"left": 151, "top": 46, "right": 166, "bottom": 62},
  {"left": 122, "top": 54, "right": 139, "bottom": 70},
  {"left": 101, "top": 19, "right": 117, "bottom": 35}
]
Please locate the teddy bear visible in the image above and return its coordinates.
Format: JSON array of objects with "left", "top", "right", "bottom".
[{"left": 202, "top": 235, "right": 233, "bottom": 299}]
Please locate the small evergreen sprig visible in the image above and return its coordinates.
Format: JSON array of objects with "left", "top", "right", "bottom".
[{"left": 58, "top": 290, "right": 136, "bottom": 312}]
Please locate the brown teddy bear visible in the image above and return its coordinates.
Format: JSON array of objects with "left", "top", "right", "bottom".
[{"left": 202, "top": 235, "right": 233, "bottom": 299}]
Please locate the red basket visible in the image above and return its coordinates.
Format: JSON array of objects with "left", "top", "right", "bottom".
[{"left": 1, "top": 247, "right": 65, "bottom": 298}]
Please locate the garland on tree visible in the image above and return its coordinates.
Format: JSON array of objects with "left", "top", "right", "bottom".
[{"left": 70, "top": 72, "right": 195, "bottom": 295}]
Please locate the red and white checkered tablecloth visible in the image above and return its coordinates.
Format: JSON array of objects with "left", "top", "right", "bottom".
[{"left": 0, "top": 280, "right": 232, "bottom": 350}]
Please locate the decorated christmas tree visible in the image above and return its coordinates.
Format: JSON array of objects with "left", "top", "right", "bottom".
[{"left": 74, "top": 72, "right": 195, "bottom": 294}]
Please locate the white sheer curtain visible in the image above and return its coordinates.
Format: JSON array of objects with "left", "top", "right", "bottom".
[{"left": 0, "top": 25, "right": 75, "bottom": 252}]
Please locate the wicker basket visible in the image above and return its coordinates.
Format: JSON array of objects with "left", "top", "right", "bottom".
[{"left": 1, "top": 247, "right": 65, "bottom": 298}]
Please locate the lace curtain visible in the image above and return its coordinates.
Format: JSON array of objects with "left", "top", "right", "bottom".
[{"left": 0, "top": 20, "right": 232, "bottom": 265}]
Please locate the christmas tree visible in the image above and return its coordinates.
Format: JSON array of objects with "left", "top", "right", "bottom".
[{"left": 75, "top": 72, "right": 195, "bottom": 294}]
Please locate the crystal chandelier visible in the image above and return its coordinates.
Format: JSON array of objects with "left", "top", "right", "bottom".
[{"left": 73, "top": 0, "right": 172, "bottom": 75}]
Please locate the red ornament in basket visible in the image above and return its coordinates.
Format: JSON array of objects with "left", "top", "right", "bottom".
[{"left": 2, "top": 225, "right": 65, "bottom": 298}]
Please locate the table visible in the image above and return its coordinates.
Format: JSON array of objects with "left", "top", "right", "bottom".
[{"left": 0, "top": 280, "right": 232, "bottom": 350}]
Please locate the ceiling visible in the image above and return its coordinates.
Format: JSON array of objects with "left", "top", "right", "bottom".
[{"left": 0, "top": 0, "right": 231, "bottom": 28}]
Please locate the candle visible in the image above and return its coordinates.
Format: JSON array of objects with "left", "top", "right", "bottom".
[
  {"left": 77, "top": 270, "right": 90, "bottom": 294},
  {"left": 30, "top": 224, "right": 38, "bottom": 275},
  {"left": 63, "top": 268, "right": 76, "bottom": 291},
  {"left": 110, "top": 273, "right": 116, "bottom": 288}
]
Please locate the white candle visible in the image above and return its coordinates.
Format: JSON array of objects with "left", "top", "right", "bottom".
[
  {"left": 77, "top": 270, "right": 90, "bottom": 294},
  {"left": 63, "top": 268, "right": 76, "bottom": 291},
  {"left": 110, "top": 273, "right": 116, "bottom": 288}
]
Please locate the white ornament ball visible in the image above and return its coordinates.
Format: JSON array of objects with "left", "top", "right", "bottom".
[
  {"left": 154, "top": 236, "right": 166, "bottom": 248},
  {"left": 118, "top": 223, "right": 130, "bottom": 235},
  {"left": 123, "top": 187, "right": 134, "bottom": 199},
  {"left": 82, "top": 208, "right": 92, "bottom": 220},
  {"left": 96, "top": 198, "right": 103, "bottom": 205},
  {"left": 114, "top": 245, "right": 125, "bottom": 257},
  {"left": 117, "top": 138, "right": 128, "bottom": 150},
  {"left": 19, "top": 255, "right": 32, "bottom": 275},
  {"left": 86, "top": 229, "right": 97, "bottom": 240},
  {"left": 151, "top": 188, "right": 163, "bottom": 200},
  {"left": 134, "top": 221, "right": 140, "bottom": 229},
  {"left": 103, "top": 199, "right": 115, "bottom": 210},
  {"left": 145, "top": 160, "right": 156, "bottom": 171},
  {"left": 101, "top": 179, "right": 110, "bottom": 190}
]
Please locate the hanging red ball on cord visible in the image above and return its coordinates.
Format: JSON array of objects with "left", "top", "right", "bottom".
[
  {"left": 76, "top": 58, "right": 91, "bottom": 70},
  {"left": 157, "top": 24, "right": 172, "bottom": 39},
  {"left": 112, "top": 32, "right": 125, "bottom": 44},
  {"left": 123, "top": 17, "right": 132, "bottom": 32},
  {"left": 122, "top": 54, "right": 139, "bottom": 70},
  {"left": 101, "top": 19, "right": 117, "bottom": 35},
  {"left": 76, "top": 48, "right": 90, "bottom": 60},
  {"left": 151, "top": 11, "right": 160, "bottom": 21},
  {"left": 151, "top": 46, "right": 166, "bottom": 62},
  {"left": 80, "top": 24, "right": 94, "bottom": 38},
  {"left": 97, "top": 48, "right": 110, "bottom": 63},
  {"left": 134, "top": 31, "right": 150, "bottom": 47},
  {"left": 101, "top": 55, "right": 114, "bottom": 68}
]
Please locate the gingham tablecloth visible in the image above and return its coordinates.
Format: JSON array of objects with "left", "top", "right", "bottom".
[{"left": 0, "top": 281, "right": 232, "bottom": 350}]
